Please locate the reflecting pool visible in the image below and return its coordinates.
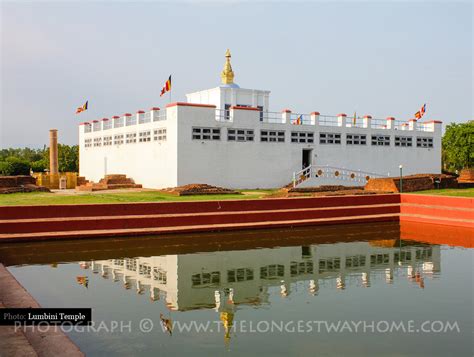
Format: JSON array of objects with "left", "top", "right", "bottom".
[{"left": 1, "top": 222, "right": 472, "bottom": 356}]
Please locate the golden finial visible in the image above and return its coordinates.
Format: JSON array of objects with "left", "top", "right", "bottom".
[{"left": 221, "top": 49, "right": 235, "bottom": 84}]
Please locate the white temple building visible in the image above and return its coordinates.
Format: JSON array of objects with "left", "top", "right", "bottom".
[{"left": 79, "top": 50, "right": 442, "bottom": 189}]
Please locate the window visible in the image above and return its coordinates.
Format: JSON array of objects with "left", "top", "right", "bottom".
[
  {"left": 318, "top": 257, "right": 341, "bottom": 273},
  {"left": 224, "top": 104, "right": 231, "bottom": 120},
  {"left": 192, "top": 127, "right": 221, "bottom": 140},
  {"left": 370, "top": 254, "right": 390, "bottom": 266},
  {"left": 93, "top": 137, "right": 102, "bottom": 147},
  {"left": 417, "top": 137, "right": 433, "bottom": 148},
  {"left": 371, "top": 135, "right": 390, "bottom": 146},
  {"left": 191, "top": 271, "right": 220, "bottom": 287},
  {"left": 257, "top": 105, "right": 264, "bottom": 121},
  {"left": 153, "top": 268, "right": 167, "bottom": 284},
  {"left": 345, "top": 255, "right": 367, "bottom": 268},
  {"left": 114, "top": 134, "right": 124, "bottom": 145},
  {"left": 228, "top": 128, "right": 254, "bottom": 142},
  {"left": 319, "top": 133, "right": 341, "bottom": 144},
  {"left": 291, "top": 131, "right": 314, "bottom": 143},
  {"left": 260, "top": 264, "right": 284, "bottom": 279},
  {"left": 102, "top": 120, "right": 112, "bottom": 130},
  {"left": 126, "top": 132, "right": 137, "bottom": 144},
  {"left": 290, "top": 261, "right": 314, "bottom": 277},
  {"left": 139, "top": 130, "right": 151, "bottom": 142},
  {"left": 395, "top": 136, "right": 413, "bottom": 147},
  {"left": 153, "top": 128, "right": 167, "bottom": 141},
  {"left": 227, "top": 268, "right": 254, "bottom": 283},
  {"left": 93, "top": 122, "right": 101, "bottom": 132},
  {"left": 125, "top": 258, "right": 137, "bottom": 271},
  {"left": 261, "top": 130, "right": 285, "bottom": 142},
  {"left": 346, "top": 134, "right": 367, "bottom": 145},
  {"left": 139, "top": 264, "right": 151, "bottom": 278},
  {"left": 84, "top": 138, "right": 92, "bottom": 148},
  {"left": 84, "top": 124, "right": 92, "bottom": 133},
  {"left": 139, "top": 112, "right": 151, "bottom": 124},
  {"left": 103, "top": 136, "right": 113, "bottom": 146}
]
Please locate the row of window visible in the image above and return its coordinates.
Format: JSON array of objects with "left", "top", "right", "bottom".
[
  {"left": 190, "top": 127, "right": 434, "bottom": 148},
  {"left": 84, "top": 129, "right": 167, "bottom": 147}
]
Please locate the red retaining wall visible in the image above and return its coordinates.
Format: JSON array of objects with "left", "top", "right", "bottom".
[{"left": 0, "top": 194, "right": 400, "bottom": 219}]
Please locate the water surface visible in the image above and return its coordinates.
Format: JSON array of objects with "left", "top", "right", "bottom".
[{"left": 1, "top": 222, "right": 472, "bottom": 356}]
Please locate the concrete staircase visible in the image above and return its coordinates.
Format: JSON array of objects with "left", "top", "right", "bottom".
[{"left": 0, "top": 195, "right": 400, "bottom": 242}]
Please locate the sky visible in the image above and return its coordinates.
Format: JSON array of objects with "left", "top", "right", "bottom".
[{"left": 0, "top": 1, "right": 472, "bottom": 148}]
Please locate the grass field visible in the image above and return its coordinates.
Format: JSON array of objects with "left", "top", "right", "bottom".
[
  {"left": 0, "top": 187, "right": 472, "bottom": 206},
  {"left": 0, "top": 189, "right": 279, "bottom": 206},
  {"left": 411, "top": 188, "right": 474, "bottom": 197}
]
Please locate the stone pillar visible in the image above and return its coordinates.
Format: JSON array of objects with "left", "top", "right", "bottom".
[
  {"left": 337, "top": 113, "right": 347, "bottom": 127},
  {"left": 386, "top": 117, "right": 395, "bottom": 130},
  {"left": 49, "top": 129, "right": 59, "bottom": 175},
  {"left": 310, "top": 111, "right": 320, "bottom": 126},
  {"left": 281, "top": 109, "right": 291, "bottom": 124},
  {"left": 363, "top": 115, "right": 372, "bottom": 128}
]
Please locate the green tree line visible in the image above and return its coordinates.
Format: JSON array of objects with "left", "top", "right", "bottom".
[
  {"left": 442, "top": 121, "right": 473, "bottom": 173},
  {"left": 0, "top": 145, "right": 79, "bottom": 175}
]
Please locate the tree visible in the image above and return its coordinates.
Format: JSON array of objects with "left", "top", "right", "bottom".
[
  {"left": 3, "top": 157, "right": 30, "bottom": 175},
  {"left": 442, "top": 121, "right": 474, "bottom": 172}
]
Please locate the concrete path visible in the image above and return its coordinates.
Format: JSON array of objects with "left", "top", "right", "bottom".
[{"left": 0, "top": 264, "right": 84, "bottom": 357}]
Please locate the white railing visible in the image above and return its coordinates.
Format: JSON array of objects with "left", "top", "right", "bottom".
[
  {"left": 216, "top": 109, "right": 229, "bottom": 122},
  {"left": 292, "top": 166, "right": 312, "bottom": 187},
  {"left": 319, "top": 115, "right": 339, "bottom": 127},
  {"left": 292, "top": 165, "right": 390, "bottom": 187},
  {"left": 262, "top": 111, "right": 285, "bottom": 124}
]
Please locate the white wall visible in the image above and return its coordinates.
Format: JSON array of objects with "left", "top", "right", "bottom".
[
  {"left": 175, "top": 107, "right": 441, "bottom": 189},
  {"left": 79, "top": 112, "right": 178, "bottom": 188}
]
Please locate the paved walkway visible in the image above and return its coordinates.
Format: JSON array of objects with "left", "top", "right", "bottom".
[{"left": 0, "top": 264, "right": 84, "bottom": 357}]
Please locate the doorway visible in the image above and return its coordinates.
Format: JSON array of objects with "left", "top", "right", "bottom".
[{"left": 302, "top": 149, "right": 312, "bottom": 169}]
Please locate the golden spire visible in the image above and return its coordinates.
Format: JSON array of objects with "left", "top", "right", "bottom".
[{"left": 221, "top": 49, "right": 235, "bottom": 84}]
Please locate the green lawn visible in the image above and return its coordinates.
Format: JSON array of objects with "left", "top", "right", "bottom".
[
  {"left": 411, "top": 187, "right": 474, "bottom": 197},
  {"left": 0, "top": 189, "right": 278, "bottom": 206}
]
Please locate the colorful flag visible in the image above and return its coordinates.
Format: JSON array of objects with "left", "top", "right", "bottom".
[
  {"left": 160, "top": 75, "right": 172, "bottom": 97},
  {"left": 353, "top": 112, "right": 357, "bottom": 126},
  {"left": 292, "top": 115, "right": 302, "bottom": 125},
  {"left": 76, "top": 101, "right": 88, "bottom": 114},
  {"left": 414, "top": 103, "right": 426, "bottom": 120},
  {"left": 76, "top": 276, "right": 89, "bottom": 288},
  {"left": 420, "top": 103, "right": 426, "bottom": 115}
]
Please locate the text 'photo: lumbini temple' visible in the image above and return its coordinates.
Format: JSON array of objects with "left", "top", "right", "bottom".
[{"left": 0, "top": 2, "right": 472, "bottom": 357}]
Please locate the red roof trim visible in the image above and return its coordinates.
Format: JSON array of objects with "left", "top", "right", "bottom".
[
  {"left": 101, "top": 118, "right": 109, "bottom": 121},
  {"left": 231, "top": 106, "right": 260, "bottom": 111},
  {"left": 425, "top": 120, "right": 442, "bottom": 124},
  {"left": 337, "top": 113, "right": 347, "bottom": 117},
  {"left": 386, "top": 117, "right": 395, "bottom": 120},
  {"left": 112, "top": 116, "right": 120, "bottom": 119},
  {"left": 166, "top": 102, "right": 216, "bottom": 109},
  {"left": 310, "top": 112, "right": 320, "bottom": 116},
  {"left": 123, "top": 113, "right": 132, "bottom": 117},
  {"left": 150, "top": 107, "right": 160, "bottom": 111},
  {"left": 363, "top": 115, "right": 372, "bottom": 119},
  {"left": 79, "top": 122, "right": 90, "bottom": 126},
  {"left": 92, "top": 120, "right": 99, "bottom": 123},
  {"left": 137, "top": 110, "right": 145, "bottom": 114},
  {"left": 409, "top": 119, "right": 417, "bottom": 122},
  {"left": 281, "top": 109, "right": 292, "bottom": 113}
]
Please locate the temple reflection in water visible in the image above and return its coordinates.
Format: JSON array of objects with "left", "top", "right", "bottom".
[{"left": 80, "top": 240, "right": 440, "bottom": 313}]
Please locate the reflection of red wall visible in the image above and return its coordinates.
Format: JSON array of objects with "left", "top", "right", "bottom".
[{"left": 401, "top": 221, "right": 473, "bottom": 248}]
